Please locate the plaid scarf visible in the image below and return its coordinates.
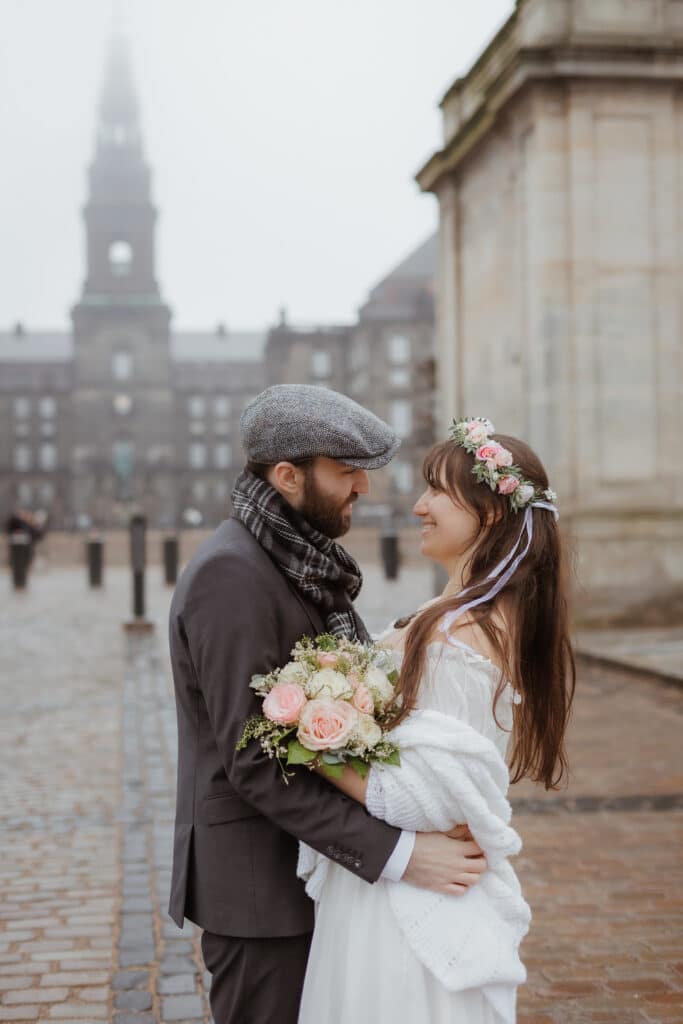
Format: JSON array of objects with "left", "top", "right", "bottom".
[{"left": 231, "top": 469, "right": 371, "bottom": 644}]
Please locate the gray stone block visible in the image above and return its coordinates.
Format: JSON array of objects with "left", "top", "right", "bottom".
[
  {"left": 161, "top": 994, "right": 204, "bottom": 1021},
  {"left": 115, "top": 990, "right": 153, "bottom": 1011},
  {"left": 112, "top": 970, "right": 150, "bottom": 990}
]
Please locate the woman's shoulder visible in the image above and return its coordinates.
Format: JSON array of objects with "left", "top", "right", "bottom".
[{"left": 427, "top": 611, "right": 507, "bottom": 675}]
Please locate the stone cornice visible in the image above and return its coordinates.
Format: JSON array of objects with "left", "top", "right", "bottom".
[{"left": 417, "top": 0, "right": 683, "bottom": 193}]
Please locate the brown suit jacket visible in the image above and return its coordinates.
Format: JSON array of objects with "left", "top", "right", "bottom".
[{"left": 168, "top": 517, "right": 400, "bottom": 937}]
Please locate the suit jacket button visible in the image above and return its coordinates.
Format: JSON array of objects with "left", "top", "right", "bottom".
[{"left": 353, "top": 859, "right": 361, "bottom": 869}]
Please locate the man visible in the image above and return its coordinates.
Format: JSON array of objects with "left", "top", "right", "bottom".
[{"left": 168, "top": 385, "right": 486, "bottom": 1024}]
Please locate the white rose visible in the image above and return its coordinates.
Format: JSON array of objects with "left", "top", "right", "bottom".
[
  {"left": 465, "top": 422, "right": 490, "bottom": 445},
  {"left": 352, "top": 712, "right": 383, "bottom": 752},
  {"left": 305, "top": 668, "right": 353, "bottom": 701},
  {"left": 364, "top": 665, "right": 395, "bottom": 710},
  {"left": 517, "top": 484, "right": 535, "bottom": 505},
  {"left": 278, "top": 661, "right": 309, "bottom": 686}
]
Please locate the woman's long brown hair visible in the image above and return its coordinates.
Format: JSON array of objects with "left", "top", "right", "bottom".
[{"left": 391, "top": 435, "right": 575, "bottom": 790}]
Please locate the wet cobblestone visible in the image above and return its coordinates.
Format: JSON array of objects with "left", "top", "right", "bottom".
[{"left": 1, "top": 566, "right": 682, "bottom": 1022}]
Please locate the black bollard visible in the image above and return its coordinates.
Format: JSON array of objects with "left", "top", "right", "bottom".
[
  {"left": 163, "top": 535, "right": 179, "bottom": 586},
  {"left": 380, "top": 530, "right": 400, "bottom": 581},
  {"left": 87, "top": 537, "right": 104, "bottom": 588},
  {"left": 129, "top": 514, "right": 148, "bottom": 622},
  {"left": 9, "top": 532, "right": 32, "bottom": 590}
]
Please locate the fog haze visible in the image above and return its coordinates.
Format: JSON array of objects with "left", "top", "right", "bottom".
[{"left": 1, "top": 0, "right": 513, "bottom": 330}]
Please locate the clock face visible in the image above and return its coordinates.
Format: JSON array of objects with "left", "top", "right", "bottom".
[
  {"left": 113, "top": 394, "right": 133, "bottom": 416},
  {"left": 109, "top": 240, "right": 133, "bottom": 276}
]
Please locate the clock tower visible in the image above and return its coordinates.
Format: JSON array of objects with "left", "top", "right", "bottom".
[{"left": 71, "top": 30, "right": 176, "bottom": 526}]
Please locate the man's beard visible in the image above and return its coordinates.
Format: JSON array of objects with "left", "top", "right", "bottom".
[{"left": 300, "top": 474, "right": 355, "bottom": 539}]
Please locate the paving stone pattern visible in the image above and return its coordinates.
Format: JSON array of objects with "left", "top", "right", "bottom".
[{"left": 1, "top": 567, "right": 682, "bottom": 1023}]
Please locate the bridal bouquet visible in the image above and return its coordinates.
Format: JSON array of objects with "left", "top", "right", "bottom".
[{"left": 237, "top": 635, "right": 401, "bottom": 783}]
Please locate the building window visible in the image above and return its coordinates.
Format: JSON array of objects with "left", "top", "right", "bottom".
[
  {"left": 387, "top": 334, "right": 410, "bottom": 364},
  {"left": 39, "top": 396, "right": 56, "bottom": 418},
  {"left": 13, "top": 397, "right": 31, "bottom": 418},
  {"left": 39, "top": 482, "right": 55, "bottom": 505},
  {"left": 189, "top": 443, "right": 207, "bottom": 469},
  {"left": 189, "top": 421, "right": 205, "bottom": 436},
  {"left": 312, "top": 350, "right": 332, "bottom": 379},
  {"left": 214, "top": 420, "right": 230, "bottom": 435},
  {"left": 392, "top": 460, "right": 414, "bottom": 494},
  {"left": 213, "top": 396, "right": 231, "bottom": 418},
  {"left": 39, "top": 444, "right": 57, "bottom": 471},
  {"left": 109, "top": 241, "right": 133, "bottom": 277},
  {"left": 390, "top": 367, "right": 410, "bottom": 388},
  {"left": 192, "top": 480, "right": 208, "bottom": 502},
  {"left": 112, "top": 351, "right": 132, "bottom": 381},
  {"left": 40, "top": 421, "right": 56, "bottom": 437},
  {"left": 112, "top": 441, "right": 135, "bottom": 478},
  {"left": 14, "top": 422, "right": 30, "bottom": 438},
  {"left": 113, "top": 394, "right": 133, "bottom": 416},
  {"left": 214, "top": 443, "right": 232, "bottom": 469},
  {"left": 188, "top": 395, "right": 206, "bottom": 418},
  {"left": 390, "top": 400, "right": 413, "bottom": 438},
  {"left": 17, "top": 482, "right": 33, "bottom": 505},
  {"left": 14, "top": 445, "right": 32, "bottom": 472}
]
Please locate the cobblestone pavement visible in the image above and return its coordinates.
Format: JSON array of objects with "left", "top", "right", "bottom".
[{"left": 1, "top": 565, "right": 682, "bottom": 1023}]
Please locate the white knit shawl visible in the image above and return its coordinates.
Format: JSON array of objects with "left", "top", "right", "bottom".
[{"left": 298, "top": 709, "right": 531, "bottom": 1024}]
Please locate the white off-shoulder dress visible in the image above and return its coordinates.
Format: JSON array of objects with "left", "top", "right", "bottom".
[{"left": 297, "top": 637, "right": 529, "bottom": 1024}]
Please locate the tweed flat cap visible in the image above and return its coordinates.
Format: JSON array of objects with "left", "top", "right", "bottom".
[{"left": 240, "top": 384, "right": 401, "bottom": 469}]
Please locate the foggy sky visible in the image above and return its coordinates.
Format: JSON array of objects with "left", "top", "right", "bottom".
[{"left": 1, "top": 0, "right": 513, "bottom": 331}]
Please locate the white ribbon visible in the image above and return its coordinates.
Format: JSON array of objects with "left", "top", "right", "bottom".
[{"left": 440, "top": 501, "right": 558, "bottom": 633}]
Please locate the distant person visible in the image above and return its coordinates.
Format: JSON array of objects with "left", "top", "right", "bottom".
[
  {"left": 167, "top": 386, "right": 487, "bottom": 1024},
  {"left": 298, "top": 420, "right": 575, "bottom": 1023},
  {"left": 5, "top": 508, "right": 47, "bottom": 564}
]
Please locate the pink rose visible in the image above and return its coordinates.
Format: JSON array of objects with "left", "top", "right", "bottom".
[
  {"left": 262, "top": 683, "right": 307, "bottom": 725},
  {"left": 475, "top": 443, "right": 513, "bottom": 470},
  {"left": 351, "top": 683, "right": 374, "bottom": 715},
  {"left": 317, "top": 652, "right": 339, "bottom": 668},
  {"left": 297, "top": 699, "right": 358, "bottom": 751},
  {"left": 475, "top": 443, "right": 502, "bottom": 466},
  {"left": 497, "top": 475, "right": 519, "bottom": 496}
]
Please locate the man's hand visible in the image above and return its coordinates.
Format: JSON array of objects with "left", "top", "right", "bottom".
[{"left": 402, "top": 831, "right": 486, "bottom": 896}]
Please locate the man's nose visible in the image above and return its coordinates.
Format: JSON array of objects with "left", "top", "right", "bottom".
[{"left": 353, "top": 469, "right": 370, "bottom": 495}]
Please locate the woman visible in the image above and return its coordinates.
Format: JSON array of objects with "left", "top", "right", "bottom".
[{"left": 297, "top": 419, "right": 575, "bottom": 1024}]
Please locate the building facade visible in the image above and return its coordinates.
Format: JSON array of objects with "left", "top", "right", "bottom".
[
  {"left": 417, "top": 0, "right": 683, "bottom": 617},
  {"left": 0, "top": 32, "right": 436, "bottom": 532}
]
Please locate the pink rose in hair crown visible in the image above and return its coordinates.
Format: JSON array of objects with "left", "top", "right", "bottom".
[
  {"left": 497, "top": 475, "right": 519, "bottom": 496},
  {"left": 351, "top": 683, "right": 375, "bottom": 716},
  {"left": 476, "top": 442, "right": 512, "bottom": 470},
  {"left": 262, "top": 683, "right": 307, "bottom": 725},
  {"left": 297, "top": 699, "right": 358, "bottom": 751}
]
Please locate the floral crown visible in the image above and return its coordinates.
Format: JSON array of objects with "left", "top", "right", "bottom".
[{"left": 449, "top": 417, "right": 557, "bottom": 514}]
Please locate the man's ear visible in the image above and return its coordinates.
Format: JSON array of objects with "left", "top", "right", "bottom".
[{"left": 270, "top": 461, "right": 305, "bottom": 497}]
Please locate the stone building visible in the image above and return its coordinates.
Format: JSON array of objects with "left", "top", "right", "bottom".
[
  {"left": 265, "top": 236, "right": 437, "bottom": 525},
  {"left": 0, "top": 31, "right": 436, "bottom": 532},
  {"left": 0, "top": 33, "right": 266, "bottom": 531},
  {"left": 417, "top": 0, "right": 683, "bottom": 617}
]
